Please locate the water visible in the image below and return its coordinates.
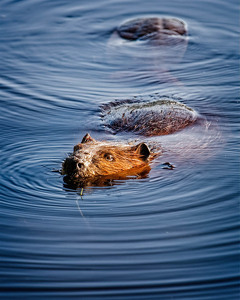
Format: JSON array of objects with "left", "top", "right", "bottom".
[{"left": 0, "top": 0, "right": 239, "bottom": 299}]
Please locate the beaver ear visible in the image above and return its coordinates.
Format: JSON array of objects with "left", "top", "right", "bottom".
[
  {"left": 81, "top": 133, "right": 95, "bottom": 144},
  {"left": 135, "top": 143, "right": 151, "bottom": 160}
]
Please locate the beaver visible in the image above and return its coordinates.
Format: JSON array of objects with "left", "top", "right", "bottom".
[
  {"left": 116, "top": 17, "right": 187, "bottom": 43},
  {"left": 101, "top": 98, "right": 198, "bottom": 136},
  {"left": 61, "top": 17, "right": 210, "bottom": 187},
  {"left": 62, "top": 132, "right": 154, "bottom": 180},
  {"left": 62, "top": 98, "right": 201, "bottom": 186},
  {"left": 107, "top": 17, "right": 188, "bottom": 83}
]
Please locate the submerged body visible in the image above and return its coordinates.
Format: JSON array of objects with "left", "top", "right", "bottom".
[{"left": 62, "top": 98, "right": 199, "bottom": 184}]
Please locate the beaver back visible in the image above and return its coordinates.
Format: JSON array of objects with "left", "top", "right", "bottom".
[{"left": 101, "top": 98, "right": 198, "bottom": 136}]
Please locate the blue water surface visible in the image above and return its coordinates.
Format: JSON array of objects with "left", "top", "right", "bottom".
[{"left": 0, "top": 0, "right": 239, "bottom": 299}]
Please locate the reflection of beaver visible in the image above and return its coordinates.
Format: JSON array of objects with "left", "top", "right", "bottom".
[
  {"left": 62, "top": 98, "right": 200, "bottom": 185},
  {"left": 62, "top": 17, "right": 209, "bottom": 187}
]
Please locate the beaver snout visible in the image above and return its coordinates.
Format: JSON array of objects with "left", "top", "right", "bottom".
[
  {"left": 62, "top": 157, "right": 77, "bottom": 174},
  {"left": 62, "top": 157, "right": 85, "bottom": 177}
]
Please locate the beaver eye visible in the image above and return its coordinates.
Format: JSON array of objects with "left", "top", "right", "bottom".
[{"left": 104, "top": 153, "right": 114, "bottom": 161}]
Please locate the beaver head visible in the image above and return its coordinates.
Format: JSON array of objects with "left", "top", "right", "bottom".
[
  {"left": 117, "top": 17, "right": 187, "bottom": 44},
  {"left": 62, "top": 133, "right": 154, "bottom": 182}
]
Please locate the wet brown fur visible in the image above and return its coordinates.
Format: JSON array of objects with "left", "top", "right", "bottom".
[
  {"left": 62, "top": 134, "right": 157, "bottom": 183},
  {"left": 117, "top": 17, "right": 187, "bottom": 43},
  {"left": 91, "top": 146, "right": 148, "bottom": 176}
]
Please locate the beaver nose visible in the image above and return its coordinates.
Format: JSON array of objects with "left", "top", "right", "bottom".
[
  {"left": 77, "top": 163, "right": 84, "bottom": 169},
  {"left": 63, "top": 157, "right": 78, "bottom": 174}
]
